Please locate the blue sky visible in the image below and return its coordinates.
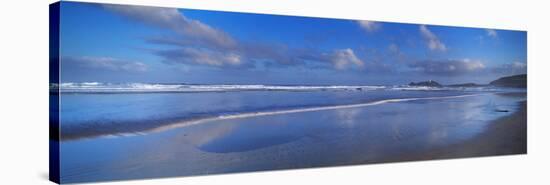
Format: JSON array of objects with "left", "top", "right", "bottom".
[{"left": 59, "top": 2, "right": 527, "bottom": 85}]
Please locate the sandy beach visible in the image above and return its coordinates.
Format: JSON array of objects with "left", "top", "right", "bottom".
[
  {"left": 387, "top": 100, "right": 527, "bottom": 162},
  {"left": 59, "top": 92, "right": 527, "bottom": 183}
]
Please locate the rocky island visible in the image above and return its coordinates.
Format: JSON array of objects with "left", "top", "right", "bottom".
[{"left": 408, "top": 80, "right": 442, "bottom": 87}]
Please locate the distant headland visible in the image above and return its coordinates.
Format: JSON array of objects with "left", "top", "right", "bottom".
[
  {"left": 409, "top": 74, "right": 527, "bottom": 88},
  {"left": 489, "top": 74, "right": 527, "bottom": 88}
]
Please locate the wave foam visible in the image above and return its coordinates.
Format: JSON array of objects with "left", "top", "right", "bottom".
[
  {"left": 57, "top": 82, "right": 386, "bottom": 93},
  {"left": 55, "top": 82, "right": 505, "bottom": 93}
]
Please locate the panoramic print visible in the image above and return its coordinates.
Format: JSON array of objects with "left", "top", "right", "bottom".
[{"left": 50, "top": 1, "right": 527, "bottom": 183}]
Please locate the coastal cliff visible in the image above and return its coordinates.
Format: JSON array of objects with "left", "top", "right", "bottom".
[{"left": 489, "top": 74, "right": 527, "bottom": 88}]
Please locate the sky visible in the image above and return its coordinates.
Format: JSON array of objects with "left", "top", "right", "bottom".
[{"left": 58, "top": 2, "right": 527, "bottom": 85}]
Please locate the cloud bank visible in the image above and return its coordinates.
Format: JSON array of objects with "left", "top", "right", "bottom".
[
  {"left": 409, "top": 59, "right": 485, "bottom": 76},
  {"left": 62, "top": 56, "right": 148, "bottom": 72},
  {"left": 96, "top": 4, "right": 525, "bottom": 81},
  {"left": 104, "top": 5, "right": 374, "bottom": 71},
  {"left": 492, "top": 61, "right": 527, "bottom": 75}
]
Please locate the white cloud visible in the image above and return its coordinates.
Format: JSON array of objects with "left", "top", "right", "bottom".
[
  {"left": 461, "top": 58, "right": 486, "bottom": 71},
  {"left": 357, "top": 20, "right": 381, "bottom": 32},
  {"left": 103, "top": 5, "right": 236, "bottom": 49},
  {"left": 331, "top": 48, "right": 364, "bottom": 70},
  {"left": 156, "top": 48, "right": 243, "bottom": 67},
  {"left": 486, "top": 29, "right": 498, "bottom": 38},
  {"left": 419, "top": 25, "right": 447, "bottom": 52},
  {"left": 103, "top": 4, "right": 384, "bottom": 72}
]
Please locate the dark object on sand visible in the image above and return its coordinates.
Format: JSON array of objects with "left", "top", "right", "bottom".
[
  {"left": 490, "top": 74, "right": 527, "bottom": 88},
  {"left": 409, "top": 80, "right": 442, "bottom": 87},
  {"left": 494, "top": 109, "right": 510, "bottom": 112}
]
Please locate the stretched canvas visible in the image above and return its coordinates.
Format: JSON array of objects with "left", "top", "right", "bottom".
[{"left": 49, "top": 1, "right": 527, "bottom": 184}]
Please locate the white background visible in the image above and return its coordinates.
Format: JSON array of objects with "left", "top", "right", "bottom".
[{"left": 0, "top": 0, "right": 549, "bottom": 184}]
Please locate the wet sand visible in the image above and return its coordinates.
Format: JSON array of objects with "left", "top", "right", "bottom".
[{"left": 383, "top": 100, "right": 527, "bottom": 162}]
